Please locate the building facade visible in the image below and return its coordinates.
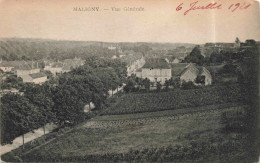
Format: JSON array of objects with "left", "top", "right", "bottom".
[
  {"left": 21, "top": 73, "right": 47, "bottom": 84},
  {"left": 44, "top": 62, "right": 63, "bottom": 75},
  {"left": 180, "top": 63, "right": 212, "bottom": 85},
  {"left": 136, "top": 58, "right": 172, "bottom": 84}
]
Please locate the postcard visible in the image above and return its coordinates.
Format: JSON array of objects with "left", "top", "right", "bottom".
[{"left": 0, "top": 0, "right": 259, "bottom": 162}]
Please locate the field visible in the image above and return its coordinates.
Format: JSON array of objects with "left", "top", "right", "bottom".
[
  {"left": 2, "top": 104, "right": 255, "bottom": 162},
  {"left": 2, "top": 84, "right": 257, "bottom": 162},
  {"left": 102, "top": 84, "right": 245, "bottom": 115}
]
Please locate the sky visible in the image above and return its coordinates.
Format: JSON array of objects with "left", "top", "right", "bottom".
[{"left": 0, "top": 0, "right": 259, "bottom": 44}]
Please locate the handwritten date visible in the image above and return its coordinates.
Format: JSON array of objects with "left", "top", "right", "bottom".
[{"left": 176, "top": 1, "right": 251, "bottom": 15}]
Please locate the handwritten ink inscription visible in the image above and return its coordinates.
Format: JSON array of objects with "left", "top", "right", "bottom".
[{"left": 176, "top": 1, "right": 251, "bottom": 15}]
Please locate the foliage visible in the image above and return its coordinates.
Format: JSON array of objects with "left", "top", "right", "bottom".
[
  {"left": 123, "top": 78, "right": 136, "bottom": 93},
  {"left": 1, "top": 94, "right": 40, "bottom": 144},
  {"left": 1, "top": 75, "right": 24, "bottom": 90},
  {"left": 1, "top": 57, "right": 127, "bottom": 144},
  {"left": 220, "top": 63, "right": 239, "bottom": 74},
  {"left": 23, "top": 84, "right": 55, "bottom": 127},
  {"left": 184, "top": 46, "right": 204, "bottom": 65},
  {"left": 143, "top": 78, "right": 150, "bottom": 92},
  {"left": 195, "top": 75, "right": 205, "bottom": 85},
  {"left": 164, "top": 79, "right": 170, "bottom": 91},
  {"left": 43, "top": 70, "right": 53, "bottom": 79},
  {"left": 156, "top": 82, "right": 162, "bottom": 92},
  {"left": 182, "top": 81, "right": 197, "bottom": 89}
]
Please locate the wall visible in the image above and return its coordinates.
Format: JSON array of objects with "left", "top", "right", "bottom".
[
  {"left": 17, "top": 69, "right": 40, "bottom": 77},
  {"left": 141, "top": 68, "right": 171, "bottom": 84}
]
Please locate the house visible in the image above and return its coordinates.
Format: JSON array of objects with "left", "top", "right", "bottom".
[
  {"left": 21, "top": 72, "right": 47, "bottom": 84},
  {"left": 0, "top": 88, "right": 22, "bottom": 97},
  {"left": 120, "top": 54, "right": 145, "bottom": 76},
  {"left": 16, "top": 61, "right": 40, "bottom": 77},
  {"left": 108, "top": 46, "right": 117, "bottom": 50},
  {"left": 0, "top": 60, "right": 24, "bottom": 73},
  {"left": 111, "top": 55, "right": 117, "bottom": 59},
  {"left": 44, "top": 62, "right": 63, "bottom": 75},
  {"left": 164, "top": 56, "right": 182, "bottom": 64},
  {"left": 136, "top": 58, "right": 171, "bottom": 84},
  {"left": 0, "top": 62, "right": 14, "bottom": 72},
  {"left": 173, "top": 58, "right": 181, "bottom": 63},
  {"left": 179, "top": 63, "right": 212, "bottom": 85}
]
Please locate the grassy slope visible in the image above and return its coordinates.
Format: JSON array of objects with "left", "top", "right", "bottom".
[{"left": 3, "top": 104, "right": 250, "bottom": 162}]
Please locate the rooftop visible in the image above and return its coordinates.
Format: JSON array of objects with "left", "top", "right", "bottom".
[
  {"left": 120, "top": 53, "right": 143, "bottom": 65},
  {"left": 171, "top": 63, "right": 189, "bottom": 77},
  {"left": 142, "top": 58, "right": 170, "bottom": 69},
  {"left": 177, "top": 63, "right": 211, "bottom": 78}
]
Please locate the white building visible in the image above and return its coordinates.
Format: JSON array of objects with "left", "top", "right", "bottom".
[
  {"left": 16, "top": 61, "right": 40, "bottom": 77},
  {"left": 44, "top": 62, "right": 63, "bottom": 75},
  {"left": 136, "top": 58, "right": 171, "bottom": 84},
  {"left": 120, "top": 55, "right": 145, "bottom": 76},
  {"left": 21, "top": 72, "right": 47, "bottom": 84}
]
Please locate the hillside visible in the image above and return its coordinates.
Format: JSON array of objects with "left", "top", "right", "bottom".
[
  {"left": 0, "top": 38, "right": 195, "bottom": 61},
  {"left": 0, "top": 38, "right": 113, "bottom": 60}
]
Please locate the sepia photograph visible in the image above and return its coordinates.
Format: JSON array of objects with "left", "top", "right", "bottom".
[{"left": 0, "top": 0, "right": 259, "bottom": 162}]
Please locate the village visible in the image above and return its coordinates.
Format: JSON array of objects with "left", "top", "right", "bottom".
[
  {"left": 0, "top": 38, "right": 259, "bottom": 162},
  {"left": 0, "top": 37, "right": 256, "bottom": 95}
]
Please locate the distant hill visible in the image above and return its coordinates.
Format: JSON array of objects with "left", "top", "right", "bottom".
[{"left": 0, "top": 38, "right": 195, "bottom": 61}]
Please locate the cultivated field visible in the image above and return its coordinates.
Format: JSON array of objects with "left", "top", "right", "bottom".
[
  {"left": 102, "top": 84, "right": 244, "bottom": 115},
  {"left": 2, "top": 104, "right": 254, "bottom": 162}
]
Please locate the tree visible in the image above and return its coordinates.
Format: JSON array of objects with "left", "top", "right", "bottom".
[
  {"left": 1, "top": 75, "right": 23, "bottom": 90},
  {"left": 44, "top": 70, "right": 53, "bottom": 79},
  {"left": 220, "top": 63, "right": 239, "bottom": 75},
  {"left": 123, "top": 79, "right": 136, "bottom": 93},
  {"left": 156, "top": 82, "right": 162, "bottom": 92},
  {"left": 143, "top": 78, "right": 150, "bottom": 92},
  {"left": 235, "top": 37, "right": 240, "bottom": 45},
  {"left": 164, "top": 79, "right": 170, "bottom": 91},
  {"left": 182, "top": 81, "right": 197, "bottom": 90},
  {"left": 52, "top": 84, "right": 85, "bottom": 125},
  {"left": 184, "top": 46, "right": 204, "bottom": 65},
  {"left": 1, "top": 94, "right": 40, "bottom": 147},
  {"left": 195, "top": 75, "right": 205, "bottom": 85},
  {"left": 210, "top": 51, "right": 222, "bottom": 63},
  {"left": 170, "top": 77, "right": 181, "bottom": 89},
  {"left": 23, "top": 84, "right": 54, "bottom": 134}
]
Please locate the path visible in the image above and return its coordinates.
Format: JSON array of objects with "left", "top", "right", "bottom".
[
  {"left": 1, "top": 84, "right": 125, "bottom": 155},
  {"left": 0, "top": 123, "right": 57, "bottom": 155}
]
